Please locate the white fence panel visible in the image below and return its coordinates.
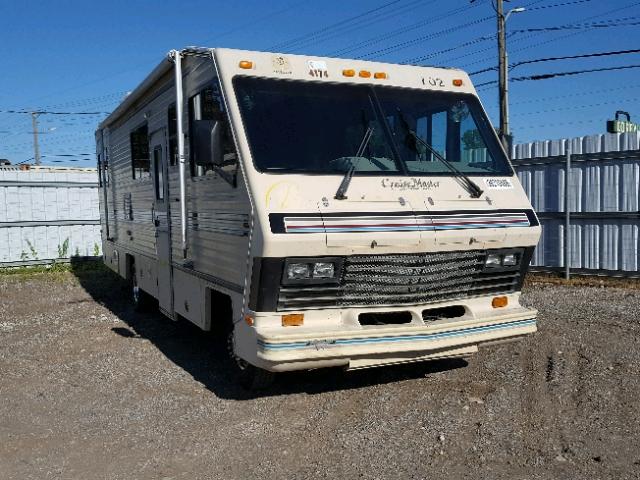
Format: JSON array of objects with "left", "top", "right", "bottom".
[{"left": 0, "top": 166, "right": 100, "bottom": 265}]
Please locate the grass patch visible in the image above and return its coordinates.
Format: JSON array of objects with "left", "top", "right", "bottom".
[{"left": 0, "top": 259, "right": 108, "bottom": 277}]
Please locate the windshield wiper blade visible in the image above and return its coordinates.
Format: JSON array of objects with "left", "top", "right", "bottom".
[
  {"left": 398, "top": 111, "right": 484, "bottom": 199},
  {"left": 335, "top": 126, "right": 374, "bottom": 200}
]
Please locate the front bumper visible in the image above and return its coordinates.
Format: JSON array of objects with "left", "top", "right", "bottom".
[{"left": 254, "top": 307, "right": 537, "bottom": 371}]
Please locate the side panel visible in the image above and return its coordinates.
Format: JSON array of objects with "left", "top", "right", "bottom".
[
  {"left": 171, "top": 55, "right": 252, "bottom": 320},
  {"left": 99, "top": 54, "right": 252, "bottom": 331}
]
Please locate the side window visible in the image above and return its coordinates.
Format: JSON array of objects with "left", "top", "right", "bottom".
[
  {"left": 188, "top": 82, "right": 238, "bottom": 184},
  {"left": 130, "top": 124, "right": 150, "bottom": 179},
  {"left": 153, "top": 146, "right": 164, "bottom": 200},
  {"left": 168, "top": 104, "right": 178, "bottom": 166}
]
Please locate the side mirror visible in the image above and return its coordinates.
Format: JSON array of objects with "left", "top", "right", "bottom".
[{"left": 193, "top": 120, "right": 223, "bottom": 166}]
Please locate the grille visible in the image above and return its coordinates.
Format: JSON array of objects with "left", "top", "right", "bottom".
[{"left": 277, "top": 250, "right": 521, "bottom": 311}]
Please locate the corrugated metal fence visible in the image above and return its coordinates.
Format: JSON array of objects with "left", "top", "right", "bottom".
[
  {"left": 3, "top": 133, "right": 638, "bottom": 276},
  {"left": 0, "top": 166, "right": 101, "bottom": 266},
  {"left": 512, "top": 132, "right": 640, "bottom": 276}
]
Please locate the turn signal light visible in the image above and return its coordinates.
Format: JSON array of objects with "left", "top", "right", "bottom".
[
  {"left": 452, "top": 79, "right": 463, "bottom": 87},
  {"left": 244, "top": 314, "right": 255, "bottom": 326},
  {"left": 492, "top": 296, "right": 508, "bottom": 308},
  {"left": 342, "top": 69, "right": 356, "bottom": 77},
  {"left": 359, "top": 70, "right": 372, "bottom": 78},
  {"left": 374, "top": 72, "right": 388, "bottom": 79},
  {"left": 282, "top": 313, "right": 304, "bottom": 327},
  {"left": 239, "top": 60, "right": 253, "bottom": 69}
]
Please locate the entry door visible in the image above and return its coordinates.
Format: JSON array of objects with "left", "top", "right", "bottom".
[{"left": 151, "top": 129, "right": 173, "bottom": 314}]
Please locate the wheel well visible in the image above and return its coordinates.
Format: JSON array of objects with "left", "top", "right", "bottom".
[{"left": 207, "top": 288, "right": 233, "bottom": 336}]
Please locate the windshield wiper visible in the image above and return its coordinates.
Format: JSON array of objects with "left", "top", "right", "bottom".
[
  {"left": 398, "top": 111, "right": 484, "bottom": 199},
  {"left": 334, "top": 126, "right": 374, "bottom": 200}
]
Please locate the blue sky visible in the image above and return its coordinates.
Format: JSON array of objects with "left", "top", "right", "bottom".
[{"left": 1, "top": 0, "right": 639, "bottom": 166}]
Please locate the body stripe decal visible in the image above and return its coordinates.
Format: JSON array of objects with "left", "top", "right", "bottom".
[
  {"left": 258, "top": 318, "right": 536, "bottom": 351},
  {"left": 275, "top": 211, "right": 533, "bottom": 234}
]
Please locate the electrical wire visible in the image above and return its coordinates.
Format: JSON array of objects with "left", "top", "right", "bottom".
[
  {"left": 269, "top": 0, "right": 407, "bottom": 51},
  {"left": 475, "top": 63, "right": 640, "bottom": 87},
  {"left": 469, "top": 48, "right": 640, "bottom": 75},
  {"left": 456, "top": 1, "right": 640, "bottom": 70},
  {"left": 356, "top": 15, "right": 494, "bottom": 59},
  {"left": 327, "top": 1, "right": 483, "bottom": 58},
  {"left": 510, "top": 97, "right": 640, "bottom": 116}
]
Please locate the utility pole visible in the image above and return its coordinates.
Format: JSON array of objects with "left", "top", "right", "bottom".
[
  {"left": 497, "top": 0, "right": 510, "bottom": 154},
  {"left": 31, "top": 112, "right": 41, "bottom": 165}
]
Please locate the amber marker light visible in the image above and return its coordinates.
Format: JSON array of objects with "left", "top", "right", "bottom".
[
  {"left": 452, "top": 79, "right": 463, "bottom": 87},
  {"left": 282, "top": 313, "right": 304, "bottom": 327},
  {"left": 342, "top": 69, "right": 356, "bottom": 77},
  {"left": 359, "top": 70, "right": 372, "bottom": 78},
  {"left": 374, "top": 72, "right": 388, "bottom": 79},
  {"left": 244, "top": 314, "right": 255, "bottom": 326},
  {"left": 239, "top": 60, "right": 253, "bottom": 69},
  {"left": 492, "top": 296, "right": 508, "bottom": 308}
]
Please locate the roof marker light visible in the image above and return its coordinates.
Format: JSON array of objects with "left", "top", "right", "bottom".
[
  {"left": 374, "top": 72, "right": 388, "bottom": 79},
  {"left": 359, "top": 70, "right": 371, "bottom": 78},
  {"left": 239, "top": 60, "right": 253, "bottom": 69},
  {"left": 342, "top": 69, "right": 356, "bottom": 77},
  {"left": 453, "top": 79, "right": 463, "bottom": 87}
]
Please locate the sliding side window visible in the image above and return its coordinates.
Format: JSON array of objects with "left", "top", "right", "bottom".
[{"left": 130, "top": 124, "right": 150, "bottom": 179}]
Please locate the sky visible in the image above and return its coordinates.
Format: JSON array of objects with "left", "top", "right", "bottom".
[{"left": 1, "top": 0, "right": 639, "bottom": 166}]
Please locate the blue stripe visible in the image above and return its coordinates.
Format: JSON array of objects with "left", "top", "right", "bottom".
[{"left": 258, "top": 318, "right": 536, "bottom": 351}]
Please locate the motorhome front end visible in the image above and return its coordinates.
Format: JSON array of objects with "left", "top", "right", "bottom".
[{"left": 96, "top": 48, "right": 540, "bottom": 385}]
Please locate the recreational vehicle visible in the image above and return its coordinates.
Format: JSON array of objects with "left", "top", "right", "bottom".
[{"left": 96, "top": 47, "right": 540, "bottom": 388}]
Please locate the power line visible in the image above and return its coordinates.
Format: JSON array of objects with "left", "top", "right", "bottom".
[
  {"left": 475, "top": 63, "right": 640, "bottom": 87},
  {"left": 290, "top": 0, "right": 432, "bottom": 54},
  {"left": 510, "top": 15, "right": 640, "bottom": 34},
  {"left": 403, "top": 0, "right": 588, "bottom": 65},
  {"left": 356, "top": 15, "right": 493, "bottom": 59},
  {"left": 269, "top": 0, "right": 407, "bottom": 51},
  {"left": 456, "top": 1, "right": 640, "bottom": 70},
  {"left": 501, "top": 83, "right": 640, "bottom": 107},
  {"left": 469, "top": 47, "right": 640, "bottom": 75},
  {"left": 0, "top": 109, "right": 109, "bottom": 115},
  {"left": 328, "top": 1, "right": 481, "bottom": 58},
  {"left": 517, "top": 118, "right": 603, "bottom": 129},
  {"left": 403, "top": 34, "right": 493, "bottom": 65},
  {"left": 511, "top": 47, "right": 640, "bottom": 69},
  {"left": 526, "top": 0, "right": 593, "bottom": 10},
  {"left": 510, "top": 97, "right": 640, "bottom": 116},
  {"left": 516, "top": 64, "right": 640, "bottom": 81},
  {"left": 288, "top": 0, "right": 431, "bottom": 53}
]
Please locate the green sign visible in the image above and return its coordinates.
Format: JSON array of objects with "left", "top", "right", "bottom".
[{"left": 607, "top": 120, "right": 640, "bottom": 133}]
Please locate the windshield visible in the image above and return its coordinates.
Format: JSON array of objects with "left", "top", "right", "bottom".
[{"left": 233, "top": 77, "right": 512, "bottom": 176}]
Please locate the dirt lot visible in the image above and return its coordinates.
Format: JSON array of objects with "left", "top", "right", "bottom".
[{"left": 1, "top": 265, "right": 639, "bottom": 479}]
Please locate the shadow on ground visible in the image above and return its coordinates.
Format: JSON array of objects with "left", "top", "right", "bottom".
[{"left": 71, "top": 259, "right": 468, "bottom": 400}]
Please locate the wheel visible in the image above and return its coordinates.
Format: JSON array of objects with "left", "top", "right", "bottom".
[{"left": 226, "top": 326, "right": 275, "bottom": 391}]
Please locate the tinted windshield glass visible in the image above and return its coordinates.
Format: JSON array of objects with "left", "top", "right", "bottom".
[{"left": 233, "top": 77, "right": 512, "bottom": 176}]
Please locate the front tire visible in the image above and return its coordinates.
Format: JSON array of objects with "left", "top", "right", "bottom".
[{"left": 226, "top": 327, "right": 275, "bottom": 391}]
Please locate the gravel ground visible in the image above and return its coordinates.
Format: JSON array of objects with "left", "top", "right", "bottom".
[{"left": 1, "top": 266, "right": 639, "bottom": 479}]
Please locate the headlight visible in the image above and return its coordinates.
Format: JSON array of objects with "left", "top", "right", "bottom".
[
  {"left": 485, "top": 253, "right": 502, "bottom": 267},
  {"left": 282, "top": 258, "right": 343, "bottom": 285},
  {"left": 313, "top": 262, "right": 335, "bottom": 278},
  {"left": 286, "top": 263, "right": 311, "bottom": 280},
  {"left": 502, "top": 253, "right": 518, "bottom": 266},
  {"left": 484, "top": 250, "right": 522, "bottom": 269}
]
